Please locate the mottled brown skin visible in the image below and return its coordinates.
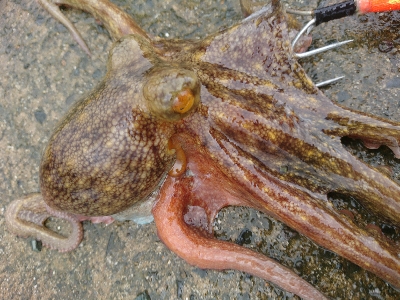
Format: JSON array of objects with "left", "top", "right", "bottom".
[
  {"left": 5, "top": 0, "right": 400, "bottom": 299},
  {"left": 40, "top": 35, "right": 177, "bottom": 216}
]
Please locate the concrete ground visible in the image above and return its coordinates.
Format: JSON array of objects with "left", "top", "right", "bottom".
[{"left": 0, "top": 0, "right": 399, "bottom": 299}]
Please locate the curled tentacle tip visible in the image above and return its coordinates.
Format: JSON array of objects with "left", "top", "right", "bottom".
[
  {"left": 168, "top": 137, "right": 187, "bottom": 177},
  {"left": 5, "top": 194, "right": 44, "bottom": 237},
  {"left": 6, "top": 194, "right": 84, "bottom": 252}
]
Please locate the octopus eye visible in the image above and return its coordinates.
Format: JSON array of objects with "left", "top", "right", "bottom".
[{"left": 143, "top": 66, "right": 200, "bottom": 121}]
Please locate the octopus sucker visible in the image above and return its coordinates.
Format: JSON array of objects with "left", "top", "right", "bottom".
[{"left": 4, "top": 0, "right": 400, "bottom": 298}]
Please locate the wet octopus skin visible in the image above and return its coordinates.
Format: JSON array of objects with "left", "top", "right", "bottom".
[{"left": 4, "top": 0, "right": 400, "bottom": 299}]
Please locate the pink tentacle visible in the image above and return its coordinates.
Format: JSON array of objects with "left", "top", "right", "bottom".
[
  {"left": 153, "top": 176, "right": 328, "bottom": 300},
  {"left": 5, "top": 193, "right": 83, "bottom": 252}
]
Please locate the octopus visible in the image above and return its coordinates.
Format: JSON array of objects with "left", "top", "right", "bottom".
[{"left": 4, "top": 0, "right": 400, "bottom": 299}]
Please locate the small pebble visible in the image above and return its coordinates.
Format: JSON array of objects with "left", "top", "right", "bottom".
[{"left": 31, "top": 239, "right": 42, "bottom": 252}]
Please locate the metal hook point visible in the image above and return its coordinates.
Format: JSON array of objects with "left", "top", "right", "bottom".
[
  {"left": 292, "top": 18, "right": 316, "bottom": 50},
  {"left": 291, "top": 16, "right": 353, "bottom": 59},
  {"left": 316, "top": 76, "right": 345, "bottom": 88},
  {"left": 295, "top": 39, "right": 354, "bottom": 59}
]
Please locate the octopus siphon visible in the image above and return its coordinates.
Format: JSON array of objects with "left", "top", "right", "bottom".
[{"left": 4, "top": 0, "right": 400, "bottom": 299}]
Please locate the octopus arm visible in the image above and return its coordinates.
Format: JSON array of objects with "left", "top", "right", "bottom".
[
  {"left": 213, "top": 134, "right": 400, "bottom": 289},
  {"left": 163, "top": 133, "right": 400, "bottom": 293},
  {"left": 206, "top": 93, "right": 400, "bottom": 225},
  {"left": 5, "top": 193, "right": 83, "bottom": 252},
  {"left": 39, "top": 0, "right": 150, "bottom": 43},
  {"left": 324, "top": 104, "right": 400, "bottom": 158},
  {"left": 249, "top": 176, "right": 400, "bottom": 289},
  {"left": 152, "top": 146, "right": 329, "bottom": 300}
]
